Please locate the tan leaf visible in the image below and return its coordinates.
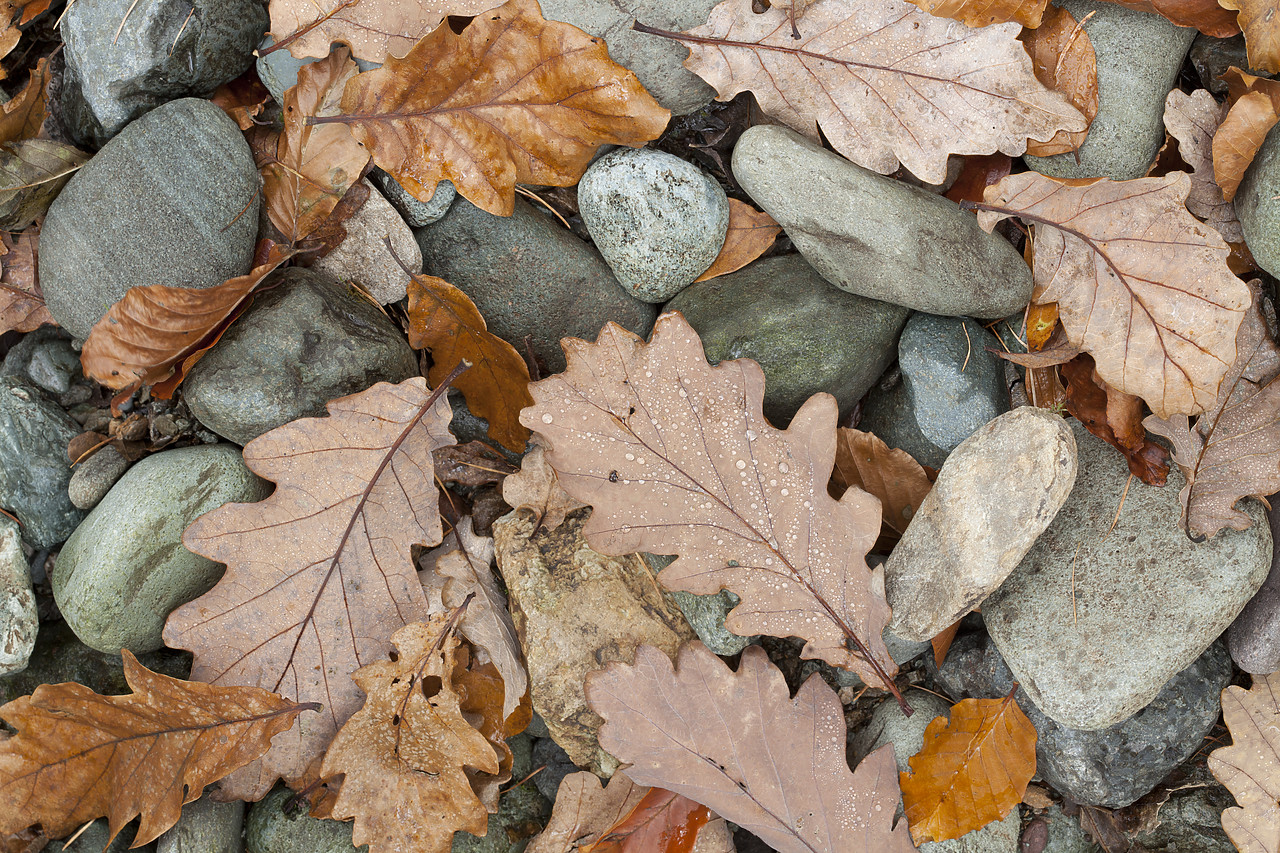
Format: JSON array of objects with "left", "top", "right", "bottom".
[
  {"left": 0, "top": 652, "right": 315, "bottom": 845},
  {"left": 1104, "top": 0, "right": 1240, "bottom": 35},
  {"left": 0, "top": 139, "right": 87, "bottom": 231},
  {"left": 831, "top": 427, "right": 934, "bottom": 539},
  {"left": 520, "top": 312, "right": 897, "bottom": 687},
  {"left": 331, "top": 0, "right": 671, "bottom": 216},
  {"left": 1219, "top": 0, "right": 1280, "bottom": 73},
  {"left": 899, "top": 692, "right": 1038, "bottom": 845},
  {"left": 209, "top": 72, "right": 271, "bottom": 131},
  {"left": 0, "top": 228, "right": 51, "bottom": 334},
  {"left": 500, "top": 439, "right": 587, "bottom": 533},
  {"left": 406, "top": 272, "right": 532, "bottom": 452},
  {"left": 1020, "top": 5, "right": 1099, "bottom": 157},
  {"left": 1213, "top": 69, "right": 1280, "bottom": 202},
  {"left": 529, "top": 772, "right": 651, "bottom": 853},
  {"left": 319, "top": 616, "right": 499, "bottom": 853},
  {"left": 1209, "top": 671, "right": 1280, "bottom": 853},
  {"left": 1060, "top": 354, "right": 1171, "bottom": 487},
  {"left": 586, "top": 643, "right": 916, "bottom": 853},
  {"left": 905, "top": 0, "right": 1047, "bottom": 29},
  {"left": 974, "top": 171, "right": 1249, "bottom": 419},
  {"left": 582, "top": 786, "right": 723, "bottom": 853},
  {"left": 0, "top": 58, "right": 48, "bottom": 145},
  {"left": 162, "top": 377, "right": 455, "bottom": 799},
  {"left": 693, "top": 199, "right": 780, "bottom": 283},
  {"left": 643, "top": 0, "right": 1085, "bottom": 185},
  {"left": 1163, "top": 88, "right": 1241, "bottom": 242}
]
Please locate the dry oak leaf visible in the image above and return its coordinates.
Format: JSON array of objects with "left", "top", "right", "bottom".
[
  {"left": 905, "top": 0, "right": 1047, "bottom": 30},
  {"left": 1020, "top": 4, "right": 1099, "bottom": 157},
  {"left": 831, "top": 427, "right": 934, "bottom": 539},
  {"left": 1163, "top": 88, "right": 1242, "bottom": 242},
  {"left": 320, "top": 616, "right": 499, "bottom": 853},
  {"left": 974, "top": 171, "right": 1249, "bottom": 419},
  {"left": 1213, "top": 68, "right": 1280, "bottom": 202},
  {"left": 944, "top": 153, "right": 1013, "bottom": 206},
  {"left": 406, "top": 271, "right": 533, "bottom": 452},
  {"left": 331, "top": 0, "right": 671, "bottom": 216},
  {"left": 162, "top": 376, "right": 455, "bottom": 800},
  {"left": 641, "top": 0, "right": 1086, "bottom": 185},
  {"left": 0, "top": 651, "right": 315, "bottom": 846},
  {"left": 0, "top": 57, "right": 48, "bottom": 146},
  {"left": 0, "top": 228, "right": 50, "bottom": 334},
  {"left": 1209, "top": 670, "right": 1280, "bottom": 853},
  {"left": 266, "top": 0, "right": 504, "bottom": 63},
  {"left": 1105, "top": 0, "right": 1239, "bottom": 35},
  {"left": 500, "top": 439, "right": 587, "bottom": 533},
  {"left": 1060, "top": 354, "right": 1171, "bottom": 487},
  {"left": 693, "top": 198, "right": 780, "bottom": 283},
  {"left": 899, "top": 691, "right": 1037, "bottom": 845},
  {"left": 586, "top": 642, "right": 916, "bottom": 853},
  {"left": 1219, "top": 0, "right": 1280, "bottom": 73},
  {"left": 520, "top": 311, "right": 897, "bottom": 687}
]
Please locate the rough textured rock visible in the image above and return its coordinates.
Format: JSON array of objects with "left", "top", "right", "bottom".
[
  {"left": 1229, "top": 496, "right": 1280, "bottom": 673},
  {"left": 451, "top": 781, "right": 551, "bottom": 853},
  {"left": 886, "top": 409, "right": 1077, "bottom": 641},
  {"left": 158, "top": 797, "right": 245, "bottom": 853},
  {"left": 1, "top": 327, "right": 81, "bottom": 394},
  {"left": 183, "top": 268, "right": 419, "bottom": 445},
  {"left": 0, "top": 376, "right": 86, "bottom": 547},
  {"left": 1191, "top": 34, "right": 1258, "bottom": 95},
  {"left": 578, "top": 148, "right": 728, "bottom": 302},
  {"left": 532, "top": 735, "right": 579, "bottom": 802},
  {"left": 1024, "top": 0, "right": 1196, "bottom": 180},
  {"left": 982, "top": 420, "right": 1269, "bottom": 729},
  {"left": 68, "top": 445, "right": 131, "bottom": 510},
  {"left": 1128, "top": 765, "right": 1236, "bottom": 853},
  {"left": 246, "top": 786, "right": 364, "bottom": 853},
  {"left": 1032, "top": 805, "right": 1098, "bottom": 853},
  {"left": 372, "top": 168, "right": 454, "bottom": 228},
  {"left": 666, "top": 255, "right": 909, "bottom": 426},
  {"left": 1236, "top": 123, "right": 1280, "bottom": 279},
  {"left": 39, "top": 98, "right": 259, "bottom": 339},
  {"left": 493, "top": 508, "right": 694, "bottom": 775},
  {"left": 61, "top": 0, "right": 267, "bottom": 146},
  {"left": 416, "top": 198, "right": 656, "bottom": 374},
  {"left": 313, "top": 179, "right": 421, "bottom": 305},
  {"left": 0, "top": 517, "right": 36, "bottom": 676},
  {"left": 52, "top": 445, "right": 271, "bottom": 655},
  {"left": 643, "top": 553, "right": 755, "bottom": 656},
  {"left": 731, "top": 125, "right": 1033, "bottom": 316}
]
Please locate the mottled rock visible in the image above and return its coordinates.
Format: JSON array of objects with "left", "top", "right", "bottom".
[
  {"left": 63, "top": 819, "right": 156, "bottom": 853},
  {"left": 158, "top": 797, "right": 245, "bottom": 853},
  {"left": 1, "top": 326, "right": 80, "bottom": 394},
  {"left": 731, "top": 125, "right": 1033, "bottom": 316},
  {"left": 452, "top": 781, "right": 551, "bottom": 853},
  {"left": 372, "top": 168, "right": 455, "bottom": 227},
  {"left": 313, "top": 178, "right": 421, "bottom": 305},
  {"left": 1236, "top": 123, "right": 1280, "bottom": 279},
  {"left": 246, "top": 786, "right": 365, "bottom": 853},
  {"left": 1229, "top": 496, "right": 1280, "bottom": 673},
  {"left": 532, "top": 735, "right": 578, "bottom": 802},
  {"left": 0, "top": 517, "right": 36, "bottom": 675},
  {"left": 1191, "top": 34, "right": 1260, "bottom": 95},
  {"left": 68, "top": 445, "right": 130, "bottom": 510},
  {"left": 0, "top": 376, "right": 86, "bottom": 547},
  {"left": 1033, "top": 805, "right": 1098, "bottom": 853},
  {"left": 1129, "top": 766, "right": 1235, "bottom": 853}
]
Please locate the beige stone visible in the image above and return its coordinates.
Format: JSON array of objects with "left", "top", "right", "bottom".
[{"left": 314, "top": 178, "right": 421, "bottom": 305}]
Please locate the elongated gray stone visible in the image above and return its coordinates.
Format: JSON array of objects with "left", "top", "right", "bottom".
[{"left": 0, "top": 376, "right": 85, "bottom": 547}]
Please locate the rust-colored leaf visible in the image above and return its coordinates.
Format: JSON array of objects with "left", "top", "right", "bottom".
[
  {"left": 1219, "top": 0, "right": 1280, "bottom": 73},
  {"left": 1060, "top": 354, "right": 1170, "bottom": 487},
  {"left": 1020, "top": 4, "right": 1099, "bottom": 157},
  {"left": 1209, "top": 671, "right": 1280, "bottom": 853},
  {"left": 0, "top": 228, "right": 50, "bottom": 334},
  {"left": 0, "top": 652, "right": 315, "bottom": 846},
  {"left": 975, "top": 171, "right": 1249, "bottom": 419},
  {"left": 904, "top": 0, "right": 1047, "bottom": 28},
  {"left": 586, "top": 643, "right": 917, "bottom": 853},
  {"left": 584, "top": 787, "right": 714, "bottom": 853},
  {"left": 645, "top": 0, "right": 1084, "bottom": 185},
  {"left": 931, "top": 621, "right": 961, "bottom": 668},
  {"left": 406, "top": 271, "right": 532, "bottom": 452},
  {"left": 944, "top": 153, "right": 1013, "bottom": 206},
  {"left": 831, "top": 427, "right": 935, "bottom": 540},
  {"left": 1213, "top": 69, "right": 1280, "bottom": 202},
  {"left": 1163, "top": 88, "right": 1241, "bottom": 242},
  {"left": 500, "top": 439, "right": 586, "bottom": 534},
  {"left": 332, "top": 0, "right": 671, "bottom": 216},
  {"left": 209, "top": 71, "right": 271, "bottom": 131},
  {"left": 899, "top": 691, "right": 1038, "bottom": 845},
  {"left": 1104, "top": 0, "right": 1240, "bottom": 36},
  {"left": 693, "top": 199, "right": 779, "bottom": 282},
  {"left": 0, "top": 58, "right": 47, "bottom": 145},
  {"left": 521, "top": 312, "right": 897, "bottom": 688},
  {"left": 163, "top": 377, "right": 455, "bottom": 799}
]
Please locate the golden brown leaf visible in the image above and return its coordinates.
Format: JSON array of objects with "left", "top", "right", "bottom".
[
  {"left": 0, "top": 1, "right": 48, "bottom": 83},
  {"left": 1209, "top": 671, "right": 1280, "bottom": 853},
  {"left": 648, "top": 0, "right": 1084, "bottom": 185},
  {"left": 521, "top": 312, "right": 897, "bottom": 688},
  {"left": 1213, "top": 69, "right": 1280, "bottom": 202},
  {"left": 899, "top": 692, "right": 1038, "bottom": 845},
  {"left": 209, "top": 72, "right": 272, "bottom": 131},
  {"left": 0, "top": 228, "right": 51, "bottom": 334},
  {"left": 1104, "top": 0, "right": 1240, "bottom": 35},
  {"left": 0, "top": 58, "right": 48, "bottom": 145},
  {"left": 163, "top": 377, "right": 455, "bottom": 799},
  {"left": 0, "top": 652, "right": 315, "bottom": 845},
  {"left": 1060, "top": 354, "right": 1171, "bottom": 487},
  {"left": 693, "top": 199, "right": 780, "bottom": 282},
  {"left": 931, "top": 621, "right": 962, "bottom": 667},
  {"left": 1020, "top": 5, "right": 1099, "bottom": 157},
  {"left": 974, "top": 171, "right": 1249, "bottom": 419},
  {"left": 587, "top": 643, "right": 917, "bottom": 853},
  {"left": 319, "top": 617, "right": 499, "bottom": 853},
  {"left": 406, "top": 272, "right": 532, "bottom": 452},
  {"left": 332, "top": 0, "right": 671, "bottom": 216},
  {"left": 904, "top": 0, "right": 1046, "bottom": 27},
  {"left": 1220, "top": 0, "right": 1280, "bottom": 73},
  {"left": 500, "top": 439, "right": 587, "bottom": 534},
  {"left": 1163, "top": 88, "right": 1241, "bottom": 242},
  {"left": 831, "top": 427, "right": 934, "bottom": 539}
]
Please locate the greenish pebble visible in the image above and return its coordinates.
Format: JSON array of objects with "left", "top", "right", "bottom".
[
  {"left": 246, "top": 786, "right": 365, "bottom": 853},
  {"left": 451, "top": 782, "right": 550, "bottom": 853},
  {"left": 157, "top": 797, "right": 245, "bottom": 853}
]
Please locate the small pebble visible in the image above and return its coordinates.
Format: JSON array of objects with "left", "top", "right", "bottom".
[{"left": 68, "top": 446, "right": 129, "bottom": 510}]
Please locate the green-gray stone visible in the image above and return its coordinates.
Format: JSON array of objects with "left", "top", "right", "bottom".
[
  {"left": 643, "top": 553, "right": 755, "bottom": 656},
  {"left": 158, "top": 797, "right": 245, "bottom": 853},
  {"left": 246, "top": 786, "right": 366, "bottom": 853},
  {"left": 183, "top": 268, "right": 419, "bottom": 446},
  {"left": 665, "top": 255, "right": 910, "bottom": 425},
  {"left": 52, "top": 444, "right": 271, "bottom": 654},
  {"left": 416, "top": 198, "right": 656, "bottom": 374},
  {"left": 39, "top": 98, "right": 260, "bottom": 339},
  {"left": 1025, "top": 0, "right": 1195, "bottom": 180},
  {"left": 0, "top": 376, "right": 86, "bottom": 547},
  {"left": 1039, "top": 805, "right": 1100, "bottom": 853},
  {"left": 451, "top": 782, "right": 551, "bottom": 853},
  {"left": 1237, "top": 123, "right": 1280, "bottom": 279},
  {"left": 63, "top": 819, "right": 156, "bottom": 853}
]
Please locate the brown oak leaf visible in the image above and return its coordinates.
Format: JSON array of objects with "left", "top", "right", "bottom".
[
  {"left": 831, "top": 427, "right": 935, "bottom": 541},
  {"left": 1163, "top": 88, "right": 1241, "bottom": 242},
  {"left": 0, "top": 57, "right": 47, "bottom": 145},
  {"left": 0, "top": 139, "right": 87, "bottom": 231},
  {"left": 1103, "top": 0, "right": 1239, "bottom": 35},
  {"left": 500, "top": 439, "right": 587, "bottom": 534},
  {"left": 1209, "top": 671, "right": 1280, "bottom": 853},
  {"left": 0, "top": 228, "right": 51, "bottom": 334},
  {"left": 1019, "top": 4, "right": 1099, "bottom": 157},
  {"left": 904, "top": 0, "right": 1047, "bottom": 28},
  {"left": 693, "top": 199, "right": 780, "bottom": 282},
  {"left": 1219, "top": 0, "right": 1280, "bottom": 73},
  {"left": 1213, "top": 69, "right": 1280, "bottom": 202},
  {"left": 1060, "top": 354, "right": 1171, "bottom": 487}
]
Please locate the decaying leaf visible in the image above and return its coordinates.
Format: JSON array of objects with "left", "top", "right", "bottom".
[
  {"left": 451, "top": 648, "right": 522, "bottom": 813},
  {"left": 319, "top": 616, "right": 498, "bottom": 853},
  {"left": 903, "top": 0, "right": 1047, "bottom": 28},
  {"left": 831, "top": 427, "right": 935, "bottom": 540},
  {"left": 643, "top": 0, "right": 1085, "bottom": 184},
  {"left": 434, "top": 441, "right": 517, "bottom": 488},
  {"left": 209, "top": 72, "right": 272, "bottom": 130},
  {"left": 0, "top": 0, "right": 51, "bottom": 76},
  {"left": 975, "top": 171, "right": 1249, "bottom": 419},
  {"left": 1213, "top": 69, "right": 1280, "bottom": 202},
  {"left": 693, "top": 199, "right": 780, "bottom": 283},
  {"left": 1219, "top": 0, "right": 1280, "bottom": 73},
  {"left": 0, "top": 652, "right": 315, "bottom": 845},
  {"left": 1060, "top": 354, "right": 1171, "bottom": 487},
  {"left": 520, "top": 312, "right": 897, "bottom": 688},
  {"left": 163, "top": 377, "right": 455, "bottom": 799},
  {"left": 332, "top": 0, "right": 671, "bottom": 216},
  {"left": 1209, "top": 671, "right": 1280, "bottom": 853},
  {"left": 529, "top": 772, "right": 654, "bottom": 853},
  {"left": 406, "top": 271, "right": 533, "bottom": 452},
  {"left": 0, "top": 58, "right": 48, "bottom": 145},
  {"left": 899, "top": 691, "right": 1038, "bottom": 844},
  {"left": 582, "top": 787, "right": 726, "bottom": 853},
  {"left": 1019, "top": 5, "right": 1099, "bottom": 157},
  {"left": 500, "top": 439, "right": 587, "bottom": 534},
  {"left": 586, "top": 643, "right": 916, "bottom": 853},
  {"left": 0, "top": 139, "right": 87, "bottom": 231},
  {"left": 944, "top": 153, "right": 1013, "bottom": 206},
  {"left": 1163, "top": 88, "right": 1242, "bottom": 242},
  {"left": 1104, "top": 0, "right": 1239, "bottom": 35},
  {"left": 0, "top": 228, "right": 50, "bottom": 334}
]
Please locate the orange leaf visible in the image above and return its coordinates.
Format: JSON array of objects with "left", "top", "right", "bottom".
[
  {"left": 1102, "top": 0, "right": 1239, "bottom": 35},
  {"left": 831, "top": 427, "right": 934, "bottom": 539},
  {"left": 583, "top": 788, "right": 712, "bottom": 853},
  {"left": 209, "top": 71, "right": 271, "bottom": 131},
  {"left": 0, "top": 228, "right": 51, "bottom": 334},
  {"left": 943, "top": 154, "right": 1012, "bottom": 206},
  {"left": 693, "top": 199, "right": 780, "bottom": 282},
  {"left": 903, "top": 0, "right": 1047, "bottom": 27},
  {"left": 0, "top": 57, "right": 47, "bottom": 145},
  {"left": 1025, "top": 301, "right": 1059, "bottom": 351},
  {"left": 1213, "top": 69, "right": 1280, "bottom": 202},
  {"left": 0, "top": 652, "right": 315, "bottom": 845},
  {"left": 1020, "top": 4, "right": 1099, "bottom": 157},
  {"left": 931, "top": 621, "right": 961, "bottom": 668},
  {"left": 899, "top": 691, "right": 1037, "bottom": 845},
  {"left": 1219, "top": 0, "right": 1280, "bottom": 73}
]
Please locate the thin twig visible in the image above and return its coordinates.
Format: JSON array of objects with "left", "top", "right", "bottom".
[
  {"left": 61, "top": 820, "right": 95, "bottom": 850},
  {"left": 1054, "top": 10, "right": 1096, "bottom": 80},
  {"left": 960, "top": 321, "right": 972, "bottom": 373},
  {"left": 112, "top": 0, "right": 144, "bottom": 44},
  {"left": 169, "top": 6, "right": 195, "bottom": 54},
  {"left": 1104, "top": 474, "right": 1133, "bottom": 538},
  {"left": 514, "top": 185, "right": 571, "bottom": 231}
]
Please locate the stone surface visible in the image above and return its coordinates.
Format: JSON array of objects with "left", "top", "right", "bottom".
[
  {"left": 452, "top": 781, "right": 551, "bottom": 853},
  {"left": 0, "top": 517, "right": 36, "bottom": 675},
  {"left": 1191, "top": 34, "right": 1259, "bottom": 95},
  {"left": 644, "top": 552, "right": 756, "bottom": 655},
  {"left": 158, "top": 797, "right": 245, "bottom": 853},
  {"left": 40, "top": 98, "right": 259, "bottom": 339},
  {"left": 930, "top": 631, "right": 1233, "bottom": 808},
  {"left": 184, "top": 267, "right": 419, "bottom": 445},
  {"left": 64, "top": 819, "right": 156, "bottom": 853},
  {"left": 1, "top": 326, "right": 81, "bottom": 394},
  {"left": 1128, "top": 766, "right": 1235, "bottom": 853},
  {"left": 68, "top": 445, "right": 131, "bottom": 510},
  {"left": 666, "top": 255, "right": 910, "bottom": 426},
  {"left": 0, "top": 376, "right": 86, "bottom": 547},
  {"left": 1032, "top": 805, "right": 1099, "bottom": 853},
  {"left": 1229, "top": 496, "right": 1280, "bottom": 673},
  {"left": 578, "top": 148, "right": 728, "bottom": 302},
  {"left": 1237, "top": 123, "right": 1280, "bottom": 279},
  {"left": 314, "top": 179, "right": 421, "bottom": 304},
  {"left": 731, "top": 125, "right": 1033, "bottom": 316},
  {"left": 920, "top": 811, "right": 1021, "bottom": 853},
  {"left": 886, "top": 409, "right": 1077, "bottom": 641},
  {"left": 532, "top": 735, "right": 579, "bottom": 803},
  {"left": 372, "top": 168, "right": 455, "bottom": 227},
  {"left": 982, "top": 419, "right": 1270, "bottom": 729},
  {"left": 53, "top": 445, "right": 271, "bottom": 654},
  {"left": 1024, "top": 0, "right": 1196, "bottom": 180},
  {"left": 246, "top": 786, "right": 365, "bottom": 853},
  {"left": 417, "top": 197, "right": 656, "bottom": 374}
]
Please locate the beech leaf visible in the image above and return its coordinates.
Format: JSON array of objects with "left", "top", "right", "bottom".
[
  {"left": 0, "top": 228, "right": 50, "bottom": 334},
  {"left": 643, "top": 0, "right": 1085, "bottom": 184},
  {"left": 0, "top": 652, "right": 315, "bottom": 845},
  {"left": 0, "top": 139, "right": 87, "bottom": 231},
  {"left": 1213, "top": 69, "right": 1280, "bottom": 203},
  {"left": 500, "top": 439, "right": 587, "bottom": 534},
  {"left": 831, "top": 427, "right": 934, "bottom": 539},
  {"left": 586, "top": 643, "right": 916, "bottom": 853},
  {"left": 694, "top": 199, "right": 780, "bottom": 282},
  {"left": 163, "top": 376, "right": 455, "bottom": 799},
  {"left": 521, "top": 312, "right": 897, "bottom": 687},
  {"left": 1019, "top": 4, "right": 1098, "bottom": 157},
  {"left": 1163, "top": 88, "right": 1241, "bottom": 242},
  {"left": 1209, "top": 671, "right": 1280, "bottom": 853},
  {"left": 1060, "top": 354, "right": 1171, "bottom": 487},
  {"left": 899, "top": 692, "right": 1038, "bottom": 845},
  {"left": 332, "top": 0, "right": 671, "bottom": 216},
  {"left": 974, "top": 171, "right": 1249, "bottom": 419},
  {"left": 1219, "top": 0, "right": 1280, "bottom": 73}
]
